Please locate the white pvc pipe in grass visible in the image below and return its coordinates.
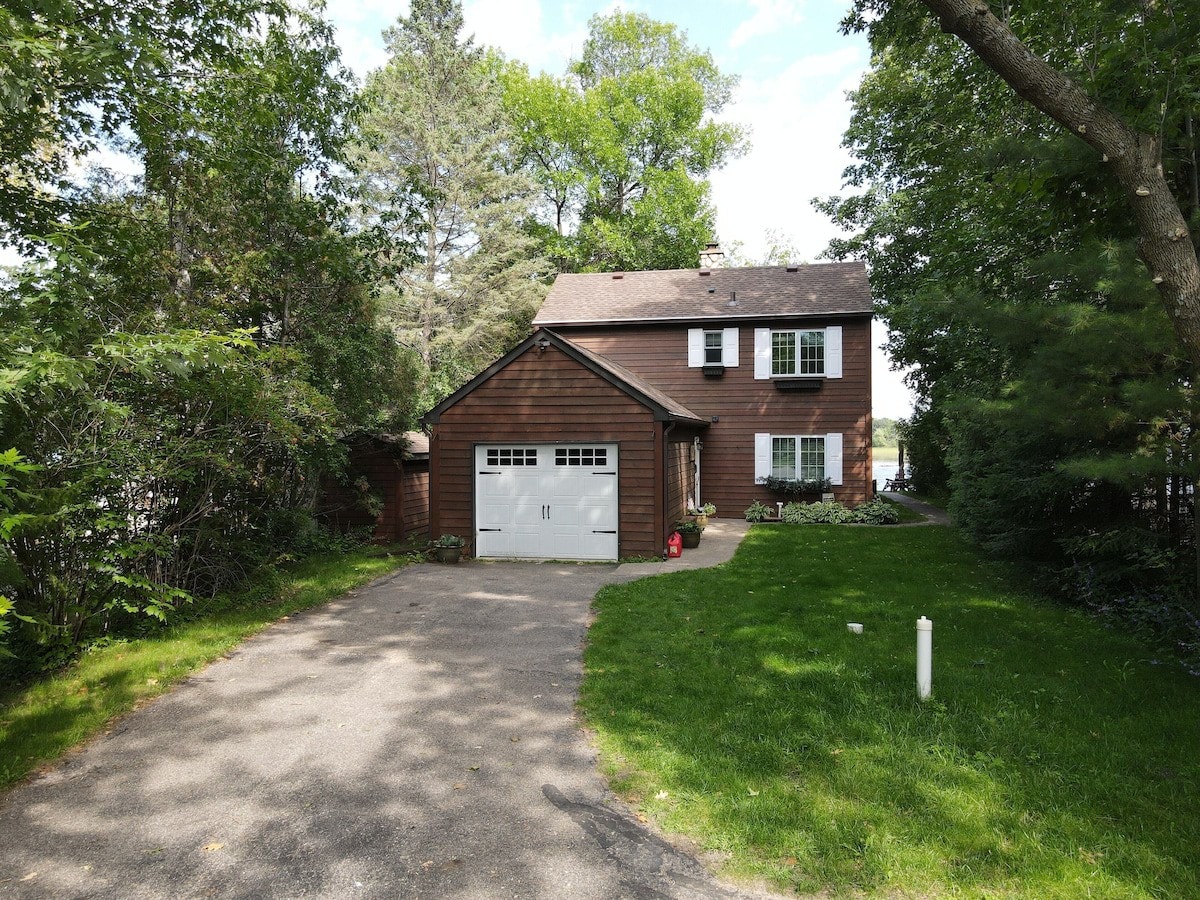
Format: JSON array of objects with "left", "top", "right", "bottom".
[{"left": 916, "top": 616, "right": 933, "bottom": 700}]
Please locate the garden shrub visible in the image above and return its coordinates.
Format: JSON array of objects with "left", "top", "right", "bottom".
[
  {"left": 778, "top": 498, "right": 899, "bottom": 526},
  {"left": 744, "top": 500, "right": 773, "bottom": 523}
]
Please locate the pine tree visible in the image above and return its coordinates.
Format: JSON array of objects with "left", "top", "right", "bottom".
[{"left": 353, "top": 0, "right": 547, "bottom": 408}]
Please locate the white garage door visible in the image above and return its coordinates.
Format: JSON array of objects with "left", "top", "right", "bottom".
[{"left": 475, "top": 444, "right": 619, "bottom": 560}]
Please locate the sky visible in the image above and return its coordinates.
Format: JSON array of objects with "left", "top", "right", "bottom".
[{"left": 326, "top": 0, "right": 915, "bottom": 419}]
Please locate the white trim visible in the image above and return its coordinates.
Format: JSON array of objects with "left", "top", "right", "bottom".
[
  {"left": 687, "top": 328, "right": 704, "bottom": 367},
  {"left": 754, "top": 433, "right": 841, "bottom": 484},
  {"left": 754, "top": 329, "right": 771, "bottom": 380},
  {"left": 825, "top": 326, "right": 842, "bottom": 379},
  {"left": 533, "top": 312, "right": 871, "bottom": 325},
  {"left": 825, "top": 432, "right": 844, "bottom": 485},
  {"left": 723, "top": 327, "right": 740, "bottom": 367},
  {"left": 754, "top": 433, "right": 771, "bottom": 481}
]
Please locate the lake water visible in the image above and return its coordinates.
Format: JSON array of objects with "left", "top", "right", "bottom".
[{"left": 873, "top": 448, "right": 906, "bottom": 489}]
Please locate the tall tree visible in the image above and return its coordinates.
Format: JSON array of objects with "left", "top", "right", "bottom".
[
  {"left": 501, "top": 11, "right": 747, "bottom": 272},
  {"left": 823, "top": 4, "right": 1199, "bottom": 609},
  {"left": 0, "top": 0, "right": 277, "bottom": 249},
  {"left": 352, "top": 0, "right": 547, "bottom": 409},
  {"left": 0, "top": 4, "right": 410, "bottom": 668}
]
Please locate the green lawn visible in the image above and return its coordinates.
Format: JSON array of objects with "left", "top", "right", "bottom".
[
  {"left": 0, "top": 547, "right": 411, "bottom": 790},
  {"left": 581, "top": 525, "right": 1200, "bottom": 898}
]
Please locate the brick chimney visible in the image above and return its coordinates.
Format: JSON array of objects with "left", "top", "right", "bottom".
[{"left": 699, "top": 241, "right": 725, "bottom": 269}]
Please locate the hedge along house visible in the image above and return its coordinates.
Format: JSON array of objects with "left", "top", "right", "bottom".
[
  {"left": 423, "top": 252, "right": 873, "bottom": 560},
  {"left": 422, "top": 330, "right": 708, "bottom": 560}
]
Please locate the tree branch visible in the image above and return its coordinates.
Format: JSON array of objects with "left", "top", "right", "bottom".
[{"left": 918, "top": 0, "right": 1200, "bottom": 371}]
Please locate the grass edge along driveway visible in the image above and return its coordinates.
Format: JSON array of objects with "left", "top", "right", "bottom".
[
  {"left": 0, "top": 547, "right": 410, "bottom": 790},
  {"left": 581, "top": 525, "right": 1199, "bottom": 898}
]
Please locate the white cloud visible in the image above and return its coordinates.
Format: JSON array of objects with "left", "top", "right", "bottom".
[
  {"left": 729, "top": 0, "right": 806, "bottom": 50},
  {"left": 710, "top": 46, "right": 865, "bottom": 263},
  {"left": 463, "top": 0, "right": 586, "bottom": 73},
  {"left": 873, "top": 319, "right": 915, "bottom": 419}
]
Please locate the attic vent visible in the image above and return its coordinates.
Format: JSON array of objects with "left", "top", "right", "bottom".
[
  {"left": 698, "top": 268, "right": 711, "bottom": 276},
  {"left": 786, "top": 265, "right": 800, "bottom": 273},
  {"left": 612, "top": 273, "right": 624, "bottom": 279}
]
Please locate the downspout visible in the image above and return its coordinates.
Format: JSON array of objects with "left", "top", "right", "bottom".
[{"left": 694, "top": 436, "right": 702, "bottom": 506}]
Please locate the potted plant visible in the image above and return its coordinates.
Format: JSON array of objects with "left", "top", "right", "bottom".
[
  {"left": 674, "top": 519, "right": 703, "bottom": 549},
  {"left": 431, "top": 533, "right": 466, "bottom": 563},
  {"left": 688, "top": 502, "right": 717, "bottom": 527}
]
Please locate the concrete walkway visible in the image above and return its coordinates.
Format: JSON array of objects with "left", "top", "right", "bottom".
[
  {"left": 880, "top": 491, "right": 953, "bottom": 526},
  {"left": 0, "top": 522, "right": 757, "bottom": 899}
]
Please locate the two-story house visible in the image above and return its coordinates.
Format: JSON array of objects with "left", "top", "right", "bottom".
[{"left": 422, "top": 250, "right": 872, "bottom": 560}]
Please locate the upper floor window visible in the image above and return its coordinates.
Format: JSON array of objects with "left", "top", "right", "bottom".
[
  {"left": 688, "top": 327, "right": 740, "bottom": 368},
  {"left": 704, "top": 330, "right": 724, "bottom": 365},
  {"left": 772, "top": 330, "right": 824, "bottom": 376},
  {"left": 754, "top": 326, "right": 842, "bottom": 380}
]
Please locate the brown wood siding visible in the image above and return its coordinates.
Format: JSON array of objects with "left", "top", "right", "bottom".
[
  {"left": 665, "top": 438, "right": 694, "bottom": 528},
  {"left": 559, "top": 317, "right": 873, "bottom": 514},
  {"left": 317, "top": 441, "right": 429, "bottom": 544},
  {"left": 430, "top": 345, "right": 663, "bottom": 558},
  {"left": 399, "top": 460, "right": 429, "bottom": 540}
]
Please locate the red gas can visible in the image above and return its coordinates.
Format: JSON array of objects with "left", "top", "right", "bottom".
[{"left": 667, "top": 531, "right": 683, "bottom": 558}]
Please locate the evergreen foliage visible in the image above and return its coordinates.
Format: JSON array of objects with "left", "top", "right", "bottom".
[
  {"left": 352, "top": 0, "right": 549, "bottom": 411},
  {"left": 823, "top": 5, "right": 1200, "bottom": 620}
]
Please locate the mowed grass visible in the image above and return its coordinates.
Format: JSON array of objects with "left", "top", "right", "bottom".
[
  {"left": 0, "top": 547, "right": 410, "bottom": 790},
  {"left": 581, "top": 526, "right": 1200, "bottom": 898}
]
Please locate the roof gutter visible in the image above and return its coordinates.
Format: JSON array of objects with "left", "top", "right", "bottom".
[{"left": 534, "top": 310, "right": 873, "bottom": 328}]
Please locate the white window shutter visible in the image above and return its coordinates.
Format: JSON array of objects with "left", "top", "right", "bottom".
[
  {"left": 754, "top": 433, "right": 771, "bottom": 482},
  {"left": 825, "top": 326, "right": 842, "bottom": 379},
  {"left": 723, "top": 327, "right": 739, "bottom": 367},
  {"left": 825, "top": 433, "right": 843, "bottom": 485},
  {"left": 754, "top": 328, "right": 771, "bottom": 380},
  {"left": 687, "top": 328, "right": 704, "bottom": 367}
]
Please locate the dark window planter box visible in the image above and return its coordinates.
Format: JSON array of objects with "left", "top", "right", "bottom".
[
  {"left": 773, "top": 378, "right": 823, "bottom": 392},
  {"left": 702, "top": 365, "right": 726, "bottom": 378}
]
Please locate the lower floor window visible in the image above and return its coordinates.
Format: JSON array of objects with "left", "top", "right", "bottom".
[{"left": 771, "top": 436, "right": 825, "bottom": 481}]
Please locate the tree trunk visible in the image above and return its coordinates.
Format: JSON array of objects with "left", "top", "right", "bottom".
[{"left": 918, "top": 0, "right": 1200, "bottom": 374}]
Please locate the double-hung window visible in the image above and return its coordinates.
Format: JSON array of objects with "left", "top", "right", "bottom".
[
  {"left": 687, "top": 327, "right": 740, "bottom": 367},
  {"left": 771, "top": 436, "right": 825, "bottom": 481},
  {"left": 771, "top": 330, "right": 824, "bottom": 375},
  {"left": 754, "top": 326, "right": 842, "bottom": 379},
  {"left": 755, "top": 432, "right": 844, "bottom": 485},
  {"left": 704, "top": 330, "right": 724, "bottom": 365}
]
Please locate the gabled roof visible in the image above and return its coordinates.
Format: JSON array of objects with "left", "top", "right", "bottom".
[
  {"left": 339, "top": 431, "right": 428, "bottom": 459},
  {"left": 533, "top": 261, "right": 871, "bottom": 326},
  {"left": 422, "top": 329, "right": 708, "bottom": 427}
]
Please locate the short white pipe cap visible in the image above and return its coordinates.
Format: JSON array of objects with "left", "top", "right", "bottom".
[{"left": 917, "top": 616, "right": 933, "bottom": 631}]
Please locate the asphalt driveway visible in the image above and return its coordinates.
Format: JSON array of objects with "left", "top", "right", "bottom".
[{"left": 0, "top": 521, "right": 762, "bottom": 899}]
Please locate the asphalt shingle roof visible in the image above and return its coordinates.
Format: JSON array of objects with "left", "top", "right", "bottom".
[{"left": 534, "top": 261, "right": 872, "bottom": 326}]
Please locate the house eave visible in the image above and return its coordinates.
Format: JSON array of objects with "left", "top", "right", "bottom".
[{"left": 533, "top": 309, "right": 873, "bottom": 328}]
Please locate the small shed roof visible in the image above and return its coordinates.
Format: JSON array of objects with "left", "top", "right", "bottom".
[
  {"left": 534, "top": 261, "right": 871, "bottom": 326},
  {"left": 422, "top": 329, "right": 708, "bottom": 427}
]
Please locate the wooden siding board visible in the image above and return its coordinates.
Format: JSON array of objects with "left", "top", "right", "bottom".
[
  {"left": 430, "top": 344, "right": 662, "bottom": 558},
  {"left": 560, "top": 319, "right": 873, "bottom": 510}
]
